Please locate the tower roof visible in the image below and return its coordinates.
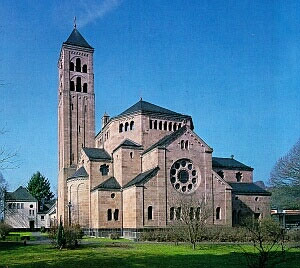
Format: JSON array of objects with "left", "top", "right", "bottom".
[{"left": 63, "top": 28, "right": 93, "bottom": 49}]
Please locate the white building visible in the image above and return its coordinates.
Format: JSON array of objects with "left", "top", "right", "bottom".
[{"left": 4, "top": 186, "right": 56, "bottom": 230}]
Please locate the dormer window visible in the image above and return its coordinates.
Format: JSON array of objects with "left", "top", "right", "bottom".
[{"left": 100, "top": 164, "right": 109, "bottom": 176}]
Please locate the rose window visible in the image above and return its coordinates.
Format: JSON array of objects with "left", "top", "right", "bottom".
[{"left": 170, "top": 159, "right": 199, "bottom": 193}]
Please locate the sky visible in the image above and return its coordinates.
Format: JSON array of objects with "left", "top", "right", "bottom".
[{"left": 0, "top": 0, "right": 299, "bottom": 193}]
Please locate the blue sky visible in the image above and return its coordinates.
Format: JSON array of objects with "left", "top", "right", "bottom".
[{"left": 0, "top": 0, "right": 299, "bottom": 193}]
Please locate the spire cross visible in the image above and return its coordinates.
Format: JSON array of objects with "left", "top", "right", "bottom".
[{"left": 74, "top": 16, "right": 77, "bottom": 29}]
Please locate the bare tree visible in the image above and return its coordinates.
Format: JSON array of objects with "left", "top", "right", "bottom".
[
  {"left": 0, "top": 172, "right": 7, "bottom": 217},
  {"left": 269, "top": 139, "right": 300, "bottom": 209},
  {"left": 270, "top": 139, "right": 300, "bottom": 187},
  {"left": 0, "top": 127, "right": 18, "bottom": 171},
  {"left": 241, "top": 218, "right": 286, "bottom": 268},
  {"left": 169, "top": 194, "right": 211, "bottom": 250}
]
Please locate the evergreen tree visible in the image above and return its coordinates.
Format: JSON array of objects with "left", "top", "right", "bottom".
[{"left": 27, "top": 171, "right": 54, "bottom": 202}]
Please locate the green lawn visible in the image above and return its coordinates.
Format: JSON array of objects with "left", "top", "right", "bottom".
[{"left": 0, "top": 240, "right": 299, "bottom": 268}]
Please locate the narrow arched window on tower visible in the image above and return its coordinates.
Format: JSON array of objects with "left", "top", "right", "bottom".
[
  {"left": 76, "top": 58, "right": 81, "bottom": 72},
  {"left": 119, "top": 123, "right": 123, "bottom": 133},
  {"left": 154, "top": 120, "right": 157, "bottom": 129},
  {"left": 236, "top": 172, "right": 243, "bottom": 182},
  {"left": 170, "top": 207, "right": 175, "bottom": 220},
  {"left": 185, "top": 140, "right": 189, "bottom": 150},
  {"left": 125, "top": 122, "right": 129, "bottom": 132},
  {"left": 173, "top": 123, "right": 177, "bottom": 131},
  {"left": 70, "top": 62, "right": 74, "bottom": 71},
  {"left": 114, "top": 209, "right": 119, "bottom": 221},
  {"left": 149, "top": 120, "right": 153, "bottom": 129},
  {"left": 148, "top": 206, "right": 153, "bottom": 220},
  {"left": 76, "top": 77, "right": 81, "bottom": 92},
  {"left": 82, "top": 64, "right": 87, "bottom": 73},
  {"left": 164, "top": 121, "right": 167, "bottom": 130},
  {"left": 70, "top": 81, "right": 75, "bottom": 91},
  {"left": 181, "top": 140, "right": 184, "bottom": 149},
  {"left": 130, "top": 121, "right": 134, "bottom": 130},
  {"left": 159, "top": 121, "right": 162, "bottom": 130},
  {"left": 83, "top": 83, "right": 87, "bottom": 93},
  {"left": 168, "top": 122, "right": 172, "bottom": 131}
]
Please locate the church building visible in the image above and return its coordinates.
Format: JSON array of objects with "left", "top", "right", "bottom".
[{"left": 57, "top": 27, "right": 271, "bottom": 236}]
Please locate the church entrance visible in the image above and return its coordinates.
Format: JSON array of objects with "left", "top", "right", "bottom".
[{"left": 29, "top": 220, "right": 35, "bottom": 231}]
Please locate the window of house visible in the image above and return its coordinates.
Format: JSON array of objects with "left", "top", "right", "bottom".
[
  {"left": 8, "top": 203, "right": 12, "bottom": 209},
  {"left": 181, "top": 140, "right": 184, "bottom": 149},
  {"left": 30, "top": 204, "right": 33, "bottom": 208},
  {"left": 17, "top": 203, "right": 20, "bottom": 209},
  {"left": 168, "top": 122, "right": 172, "bottom": 131},
  {"left": 178, "top": 123, "right": 182, "bottom": 128},
  {"left": 107, "top": 209, "right": 112, "bottom": 221},
  {"left": 170, "top": 207, "right": 175, "bottom": 220},
  {"left": 41, "top": 215, "right": 45, "bottom": 221},
  {"left": 111, "top": 193, "right": 115, "bottom": 199},
  {"left": 114, "top": 209, "right": 119, "bottom": 221},
  {"left": 164, "top": 121, "right": 167, "bottom": 130},
  {"left": 195, "top": 207, "right": 200, "bottom": 220},
  {"left": 217, "top": 170, "right": 224, "bottom": 179},
  {"left": 82, "top": 64, "right": 87, "bottom": 73},
  {"left": 176, "top": 207, "right": 181, "bottom": 220},
  {"left": 100, "top": 164, "right": 109, "bottom": 176},
  {"left": 148, "top": 206, "right": 153, "bottom": 220},
  {"left": 29, "top": 210, "right": 31, "bottom": 215},
  {"left": 236, "top": 172, "right": 243, "bottom": 182},
  {"left": 32, "top": 210, "right": 35, "bottom": 216},
  {"left": 185, "top": 140, "right": 189, "bottom": 150},
  {"left": 173, "top": 123, "right": 177, "bottom": 131},
  {"left": 130, "top": 152, "right": 133, "bottom": 159},
  {"left": 154, "top": 120, "right": 157, "bottom": 130},
  {"left": 149, "top": 120, "right": 153, "bottom": 129},
  {"left": 216, "top": 207, "right": 221, "bottom": 220},
  {"left": 189, "top": 207, "right": 194, "bottom": 220}
]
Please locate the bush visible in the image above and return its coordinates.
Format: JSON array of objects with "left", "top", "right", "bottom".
[
  {"left": 287, "top": 229, "right": 300, "bottom": 245},
  {"left": 0, "top": 222, "right": 12, "bottom": 240},
  {"left": 40, "top": 226, "right": 46, "bottom": 233},
  {"left": 109, "top": 232, "right": 120, "bottom": 240}
]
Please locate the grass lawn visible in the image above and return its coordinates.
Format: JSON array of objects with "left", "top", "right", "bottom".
[
  {"left": 4, "top": 232, "right": 36, "bottom": 242},
  {"left": 0, "top": 240, "right": 299, "bottom": 268}
]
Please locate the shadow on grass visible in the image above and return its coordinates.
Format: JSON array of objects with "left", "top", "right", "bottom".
[{"left": 1, "top": 243, "right": 300, "bottom": 268}]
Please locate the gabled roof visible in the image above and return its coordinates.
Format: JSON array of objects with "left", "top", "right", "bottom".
[
  {"left": 229, "top": 182, "right": 271, "bottom": 196},
  {"left": 123, "top": 167, "right": 160, "bottom": 189},
  {"left": 38, "top": 199, "right": 56, "bottom": 214},
  {"left": 68, "top": 166, "right": 89, "bottom": 180},
  {"left": 83, "top": 147, "right": 111, "bottom": 161},
  {"left": 5, "top": 186, "right": 37, "bottom": 202},
  {"left": 212, "top": 157, "right": 253, "bottom": 171},
  {"left": 91, "top": 177, "right": 121, "bottom": 191},
  {"left": 113, "top": 139, "right": 143, "bottom": 152},
  {"left": 118, "top": 99, "right": 191, "bottom": 120},
  {"left": 63, "top": 28, "right": 93, "bottom": 49}
]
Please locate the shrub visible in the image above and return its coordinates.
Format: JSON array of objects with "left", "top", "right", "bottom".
[
  {"left": 40, "top": 226, "right": 46, "bottom": 233},
  {"left": 0, "top": 222, "right": 12, "bottom": 240},
  {"left": 109, "top": 232, "right": 120, "bottom": 240}
]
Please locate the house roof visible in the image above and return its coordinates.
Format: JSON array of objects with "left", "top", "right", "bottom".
[
  {"left": 91, "top": 177, "right": 121, "bottom": 191},
  {"left": 5, "top": 186, "right": 37, "bottom": 202},
  {"left": 113, "top": 139, "right": 143, "bottom": 152},
  {"left": 123, "top": 167, "right": 160, "bottom": 188},
  {"left": 83, "top": 147, "right": 111, "bottom": 161},
  {"left": 229, "top": 182, "right": 271, "bottom": 196},
  {"left": 68, "top": 166, "right": 89, "bottom": 180},
  {"left": 63, "top": 28, "right": 93, "bottom": 49},
  {"left": 38, "top": 199, "right": 56, "bottom": 214},
  {"left": 212, "top": 157, "right": 253, "bottom": 171},
  {"left": 142, "top": 126, "right": 188, "bottom": 155}
]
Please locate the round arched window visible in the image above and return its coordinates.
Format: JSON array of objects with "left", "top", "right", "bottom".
[{"left": 170, "top": 159, "right": 199, "bottom": 194}]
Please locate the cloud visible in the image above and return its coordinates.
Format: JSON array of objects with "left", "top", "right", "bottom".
[{"left": 76, "top": 0, "right": 123, "bottom": 28}]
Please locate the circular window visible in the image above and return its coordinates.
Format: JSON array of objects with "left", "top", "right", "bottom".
[
  {"left": 170, "top": 159, "right": 199, "bottom": 194},
  {"left": 111, "top": 193, "right": 115, "bottom": 199},
  {"left": 30, "top": 204, "right": 33, "bottom": 208}
]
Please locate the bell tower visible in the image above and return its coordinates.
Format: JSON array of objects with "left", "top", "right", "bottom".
[{"left": 57, "top": 25, "right": 95, "bottom": 223}]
